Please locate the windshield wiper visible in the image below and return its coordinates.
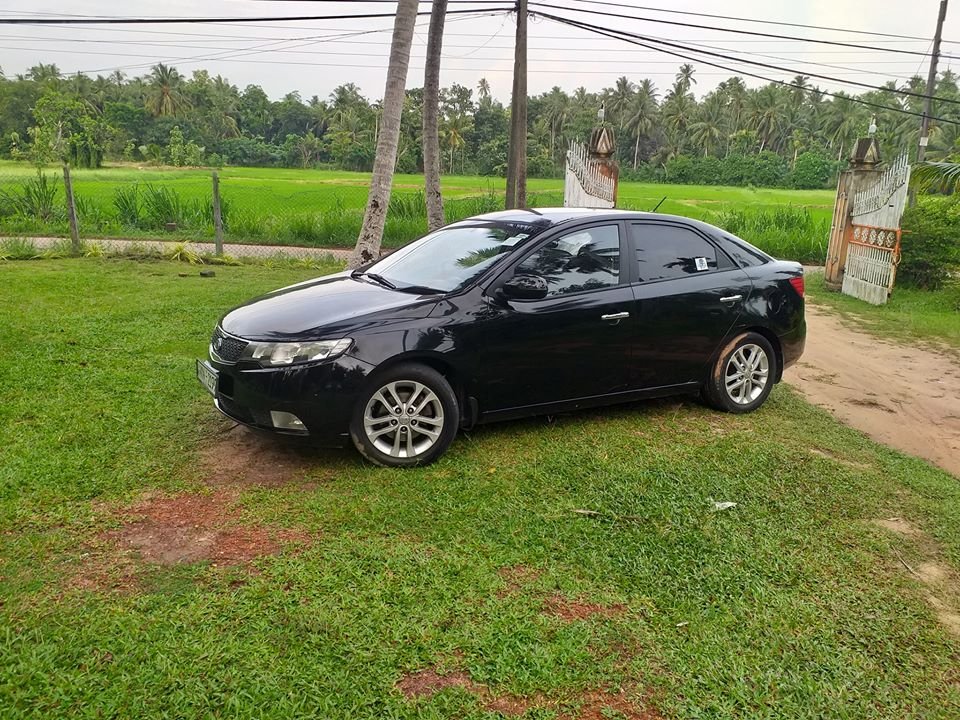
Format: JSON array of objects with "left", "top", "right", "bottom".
[
  {"left": 352, "top": 270, "right": 397, "bottom": 290},
  {"left": 394, "top": 284, "right": 444, "bottom": 295}
]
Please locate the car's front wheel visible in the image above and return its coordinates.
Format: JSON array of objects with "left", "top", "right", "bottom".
[
  {"left": 349, "top": 363, "right": 459, "bottom": 467},
  {"left": 704, "top": 332, "right": 777, "bottom": 413}
]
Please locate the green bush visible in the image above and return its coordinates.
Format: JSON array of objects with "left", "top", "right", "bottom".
[
  {"left": 142, "top": 184, "right": 184, "bottom": 228},
  {"left": 791, "top": 152, "right": 837, "bottom": 189},
  {"left": 899, "top": 199, "right": 960, "bottom": 289},
  {"left": 0, "top": 173, "right": 62, "bottom": 221}
]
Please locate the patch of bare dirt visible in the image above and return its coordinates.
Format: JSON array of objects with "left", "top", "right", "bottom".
[
  {"left": 543, "top": 594, "right": 627, "bottom": 622},
  {"left": 566, "top": 688, "right": 664, "bottom": 720},
  {"left": 395, "top": 667, "right": 536, "bottom": 716},
  {"left": 71, "top": 489, "right": 311, "bottom": 592},
  {"left": 784, "top": 302, "right": 960, "bottom": 477},
  {"left": 808, "top": 448, "right": 872, "bottom": 470},
  {"left": 872, "top": 517, "right": 922, "bottom": 538},
  {"left": 200, "top": 424, "right": 328, "bottom": 487},
  {"left": 107, "top": 489, "right": 310, "bottom": 565},
  {"left": 496, "top": 565, "right": 542, "bottom": 597},
  {"left": 396, "top": 668, "right": 482, "bottom": 699},
  {"left": 396, "top": 665, "right": 661, "bottom": 719},
  {"left": 872, "top": 515, "right": 960, "bottom": 638}
]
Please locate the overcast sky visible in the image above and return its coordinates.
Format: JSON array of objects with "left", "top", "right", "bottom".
[{"left": 2, "top": 0, "right": 960, "bottom": 104}]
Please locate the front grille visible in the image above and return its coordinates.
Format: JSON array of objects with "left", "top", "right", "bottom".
[{"left": 211, "top": 326, "right": 248, "bottom": 363}]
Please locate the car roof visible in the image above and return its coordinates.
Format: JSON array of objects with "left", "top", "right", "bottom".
[{"left": 465, "top": 207, "right": 713, "bottom": 231}]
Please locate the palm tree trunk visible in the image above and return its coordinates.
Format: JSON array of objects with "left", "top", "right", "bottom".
[
  {"left": 633, "top": 132, "right": 640, "bottom": 170},
  {"left": 350, "top": 0, "right": 419, "bottom": 268},
  {"left": 422, "top": 0, "right": 447, "bottom": 232}
]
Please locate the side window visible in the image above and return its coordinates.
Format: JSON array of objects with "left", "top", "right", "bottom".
[
  {"left": 715, "top": 232, "right": 770, "bottom": 268},
  {"left": 632, "top": 224, "right": 731, "bottom": 282},
  {"left": 515, "top": 224, "right": 621, "bottom": 297}
]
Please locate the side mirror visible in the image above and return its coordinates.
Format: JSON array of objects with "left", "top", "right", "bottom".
[{"left": 501, "top": 274, "right": 548, "bottom": 301}]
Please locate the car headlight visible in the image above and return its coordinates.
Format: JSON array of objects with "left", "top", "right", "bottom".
[{"left": 242, "top": 338, "right": 352, "bottom": 367}]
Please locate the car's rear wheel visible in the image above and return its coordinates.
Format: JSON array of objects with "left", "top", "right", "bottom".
[
  {"left": 349, "top": 363, "right": 458, "bottom": 467},
  {"left": 703, "top": 332, "right": 776, "bottom": 413}
]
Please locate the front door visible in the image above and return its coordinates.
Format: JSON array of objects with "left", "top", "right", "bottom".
[
  {"left": 627, "top": 221, "right": 753, "bottom": 388},
  {"left": 478, "top": 223, "right": 635, "bottom": 411}
]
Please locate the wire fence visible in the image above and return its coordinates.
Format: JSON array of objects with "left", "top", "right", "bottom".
[{"left": 0, "top": 165, "right": 566, "bottom": 263}]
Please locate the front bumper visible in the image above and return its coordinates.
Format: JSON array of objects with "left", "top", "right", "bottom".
[{"left": 202, "top": 353, "right": 376, "bottom": 446}]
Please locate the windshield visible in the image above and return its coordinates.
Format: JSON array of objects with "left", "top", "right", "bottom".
[{"left": 363, "top": 221, "right": 543, "bottom": 293}]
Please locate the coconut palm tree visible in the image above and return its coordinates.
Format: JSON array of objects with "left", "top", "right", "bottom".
[
  {"left": 544, "top": 86, "right": 572, "bottom": 163},
  {"left": 350, "top": 0, "right": 419, "bottom": 268},
  {"left": 690, "top": 92, "right": 726, "bottom": 157},
  {"left": 748, "top": 85, "right": 786, "bottom": 152},
  {"left": 146, "top": 64, "right": 189, "bottom": 117},
  {"left": 661, "top": 80, "right": 695, "bottom": 156},
  {"left": 422, "top": 0, "right": 448, "bottom": 232},
  {"left": 441, "top": 113, "right": 471, "bottom": 173},
  {"left": 610, "top": 76, "right": 635, "bottom": 129},
  {"left": 626, "top": 79, "right": 658, "bottom": 168},
  {"left": 477, "top": 77, "right": 491, "bottom": 103},
  {"left": 676, "top": 64, "right": 696, "bottom": 94}
]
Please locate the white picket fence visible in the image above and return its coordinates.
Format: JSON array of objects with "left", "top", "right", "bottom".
[{"left": 563, "top": 140, "right": 615, "bottom": 208}]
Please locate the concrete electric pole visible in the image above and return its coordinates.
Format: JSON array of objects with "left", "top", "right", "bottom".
[
  {"left": 917, "top": 0, "right": 949, "bottom": 164},
  {"left": 505, "top": 0, "right": 527, "bottom": 209}
]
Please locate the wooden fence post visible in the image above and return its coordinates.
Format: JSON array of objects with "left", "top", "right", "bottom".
[
  {"left": 212, "top": 171, "right": 224, "bottom": 256},
  {"left": 62, "top": 163, "right": 80, "bottom": 256}
]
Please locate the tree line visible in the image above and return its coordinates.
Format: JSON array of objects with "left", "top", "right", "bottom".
[{"left": 2, "top": 60, "right": 960, "bottom": 190}]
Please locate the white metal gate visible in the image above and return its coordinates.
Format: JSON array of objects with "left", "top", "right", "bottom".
[
  {"left": 841, "top": 153, "right": 910, "bottom": 305},
  {"left": 563, "top": 140, "right": 615, "bottom": 208}
]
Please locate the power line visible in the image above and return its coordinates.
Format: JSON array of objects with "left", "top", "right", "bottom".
[
  {"left": 536, "top": 13, "right": 960, "bottom": 127},
  {"left": 69, "top": 12, "right": 496, "bottom": 74},
  {"left": 548, "top": 0, "right": 950, "bottom": 43},
  {"left": 5, "top": 43, "right": 926, "bottom": 78},
  {"left": 0, "top": 7, "right": 514, "bottom": 25},
  {"left": 528, "top": 2, "right": 960, "bottom": 62},
  {"left": 532, "top": 10, "right": 960, "bottom": 108}
]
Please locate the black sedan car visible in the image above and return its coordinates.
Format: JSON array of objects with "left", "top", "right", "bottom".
[{"left": 198, "top": 209, "right": 805, "bottom": 467}]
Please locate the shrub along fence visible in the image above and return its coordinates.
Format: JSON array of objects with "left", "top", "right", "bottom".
[{"left": 0, "top": 166, "right": 829, "bottom": 264}]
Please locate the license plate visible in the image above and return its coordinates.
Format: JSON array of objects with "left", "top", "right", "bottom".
[{"left": 196, "top": 359, "right": 218, "bottom": 396}]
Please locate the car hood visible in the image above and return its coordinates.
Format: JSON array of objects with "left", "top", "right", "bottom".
[{"left": 220, "top": 271, "right": 437, "bottom": 340}]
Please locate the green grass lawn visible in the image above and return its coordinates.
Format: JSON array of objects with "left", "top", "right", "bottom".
[
  {"left": 2, "top": 259, "right": 959, "bottom": 719},
  {"left": 807, "top": 270, "right": 960, "bottom": 353},
  {"left": 0, "top": 161, "right": 833, "bottom": 260}
]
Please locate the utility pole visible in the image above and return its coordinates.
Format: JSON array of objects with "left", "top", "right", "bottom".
[
  {"left": 917, "top": 0, "right": 949, "bottom": 164},
  {"left": 505, "top": 0, "right": 527, "bottom": 209}
]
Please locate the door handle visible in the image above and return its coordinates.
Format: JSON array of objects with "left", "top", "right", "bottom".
[
  {"left": 720, "top": 295, "right": 743, "bottom": 303},
  {"left": 601, "top": 312, "right": 630, "bottom": 321}
]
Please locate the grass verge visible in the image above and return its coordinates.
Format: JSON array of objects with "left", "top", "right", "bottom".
[
  {"left": 1, "top": 259, "right": 959, "bottom": 719},
  {"left": 807, "top": 269, "right": 960, "bottom": 353}
]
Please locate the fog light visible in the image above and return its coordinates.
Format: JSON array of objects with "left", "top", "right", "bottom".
[{"left": 270, "top": 411, "right": 306, "bottom": 432}]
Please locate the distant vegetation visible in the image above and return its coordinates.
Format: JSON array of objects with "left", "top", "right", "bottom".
[{"left": 4, "top": 60, "right": 959, "bottom": 187}]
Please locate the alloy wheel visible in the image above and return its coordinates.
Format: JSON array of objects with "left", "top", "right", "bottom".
[
  {"left": 363, "top": 380, "right": 445, "bottom": 459},
  {"left": 724, "top": 343, "right": 769, "bottom": 405}
]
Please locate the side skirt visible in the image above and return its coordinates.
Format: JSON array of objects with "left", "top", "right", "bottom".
[{"left": 476, "top": 382, "right": 701, "bottom": 425}]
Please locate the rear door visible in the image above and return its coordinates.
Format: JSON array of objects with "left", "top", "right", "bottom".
[{"left": 627, "top": 221, "right": 754, "bottom": 388}]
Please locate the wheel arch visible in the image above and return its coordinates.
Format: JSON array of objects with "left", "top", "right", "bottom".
[{"left": 361, "top": 352, "right": 474, "bottom": 426}]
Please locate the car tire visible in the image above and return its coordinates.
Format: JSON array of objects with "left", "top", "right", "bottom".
[
  {"left": 349, "top": 363, "right": 459, "bottom": 467},
  {"left": 703, "top": 332, "right": 777, "bottom": 414}
]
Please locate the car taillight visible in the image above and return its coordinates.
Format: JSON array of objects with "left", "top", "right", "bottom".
[{"left": 788, "top": 276, "right": 805, "bottom": 298}]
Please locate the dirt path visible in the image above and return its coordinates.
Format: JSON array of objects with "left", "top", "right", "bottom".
[{"left": 784, "top": 303, "right": 960, "bottom": 478}]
